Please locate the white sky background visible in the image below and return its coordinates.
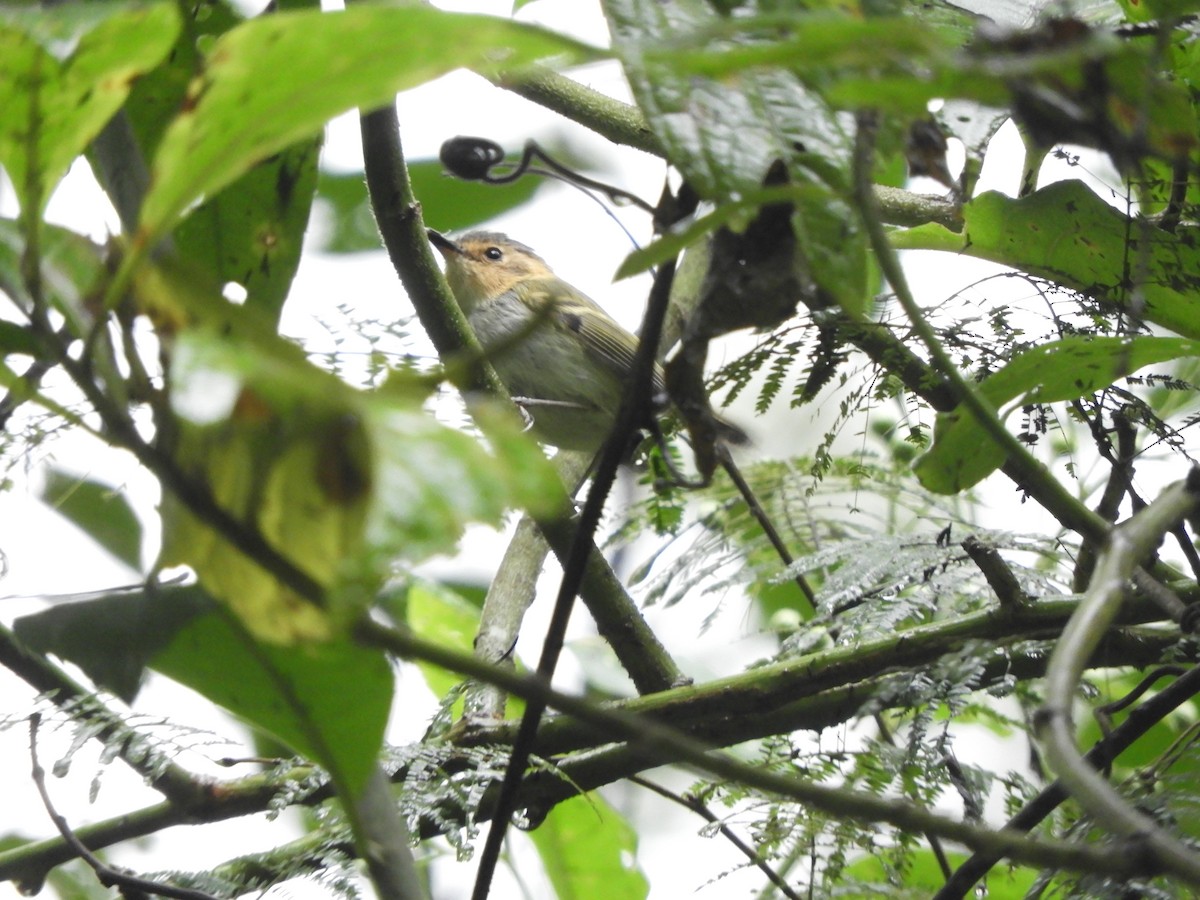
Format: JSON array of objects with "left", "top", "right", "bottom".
[{"left": 0, "top": 0, "right": 1179, "bottom": 897}]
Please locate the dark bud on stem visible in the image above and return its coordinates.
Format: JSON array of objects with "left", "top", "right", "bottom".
[{"left": 439, "top": 136, "right": 505, "bottom": 181}]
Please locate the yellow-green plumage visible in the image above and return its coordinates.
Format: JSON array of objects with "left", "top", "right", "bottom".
[{"left": 429, "top": 229, "right": 740, "bottom": 453}]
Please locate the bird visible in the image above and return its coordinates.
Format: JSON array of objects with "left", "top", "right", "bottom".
[{"left": 428, "top": 229, "right": 745, "bottom": 455}]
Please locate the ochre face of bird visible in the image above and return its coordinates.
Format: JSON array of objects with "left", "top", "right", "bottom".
[
  {"left": 428, "top": 231, "right": 552, "bottom": 315},
  {"left": 428, "top": 228, "right": 648, "bottom": 452}
]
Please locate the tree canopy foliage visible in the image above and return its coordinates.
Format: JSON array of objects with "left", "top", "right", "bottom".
[{"left": 4, "top": 0, "right": 1200, "bottom": 897}]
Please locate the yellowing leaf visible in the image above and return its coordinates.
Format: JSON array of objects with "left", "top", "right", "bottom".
[{"left": 161, "top": 401, "right": 372, "bottom": 643}]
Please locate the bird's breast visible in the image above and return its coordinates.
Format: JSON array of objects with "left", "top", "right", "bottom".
[{"left": 468, "top": 295, "right": 625, "bottom": 450}]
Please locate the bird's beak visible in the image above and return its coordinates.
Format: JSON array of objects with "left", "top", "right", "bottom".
[{"left": 427, "top": 229, "right": 461, "bottom": 258}]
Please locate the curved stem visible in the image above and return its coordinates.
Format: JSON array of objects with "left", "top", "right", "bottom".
[
  {"left": 939, "top": 662, "right": 1200, "bottom": 900},
  {"left": 1038, "top": 475, "right": 1200, "bottom": 886}
]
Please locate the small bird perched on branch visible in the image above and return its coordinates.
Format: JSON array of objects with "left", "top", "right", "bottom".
[{"left": 429, "top": 229, "right": 746, "bottom": 455}]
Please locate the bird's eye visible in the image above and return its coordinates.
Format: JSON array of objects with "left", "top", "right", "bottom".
[{"left": 484, "top": 246, "right": 503, "bottom": 261}]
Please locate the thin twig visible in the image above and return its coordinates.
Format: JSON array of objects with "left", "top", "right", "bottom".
[
  {"left": 630, "top": 775, "right": 802, "bottom": 900},
  {"left": 719, "top": 448, "right": 816, "bottom": 611},
  {"left": 1073, "top": 408, "right": 1137, "bottom": 590},
  {"left": 470, "top": 256, "right": 680, "bottom": 900},
  {"left": 29, "top": 714, "right": 221, "bottom": 900}
]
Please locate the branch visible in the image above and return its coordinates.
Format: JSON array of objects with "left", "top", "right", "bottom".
[
  {"left": 27, "top": 715, "right": 220, "bottom": 900},
  {"left": 455, "top": 592, "right": 1177, "bottom": 758},
  {"left": 495, "top": 66, "right": 663, "bottom": 156},
  {"left": 939, "top": 662, "right": 1200, "bottom": 899},
  {"left": 355, "top": 618, "right": 1167, "bottom": 883},
  {"left": 2, "top": 606, "right": 1178, "bottom": 890},
  {"left": 495, "top": 68, "right": 962, "bottom": 232},
  {"left": 1038, "top": 473, "right": 1200, "bottom": 887}
]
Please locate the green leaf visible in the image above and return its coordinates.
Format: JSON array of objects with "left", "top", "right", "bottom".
[
  {"left": 363, "top": 399, "right": 559, "bottom": 565},
  {"left": 0, "top": 320, "right": 40, "bottom": 356},
  {"left": 529, "top": 794, "right": 648, "bottom": 900},
  {"left": 151, "top": 593, "right": 394, "bottom": 796},
  {"left": 39, "top": 468, "right": 143, "bottom": 571},
  {"left": 651, "top": 15, "right": 947, "bottom": 84},
  {"left": 843, "top": 850, "right": 1035, "bottom": 899},
  {"left": 403, "top": 581, "right": 480, "bottom": 702},
  {"left": 934, "top": 181, "right": 1200, "bottom": 341},
  {"left": 0, "top": 3, "right": 180, "bottom": 214},
  {"left": 14, "top": 586, "right": 212, "bottom": 704},
  {"left": 0, "top": 216, "right": 105, "bottom": 337},
  {"left": 314, "top": 170, "right": 384, "bottom": 255},
  {"left": 608, "top": 1, "right": 854, "bottom": 198},
  {"left": 175, "top": 137, "right": 321, "bottom": 324},
  {"left": 915, "top": 335, "right": 1200, "bottom": 493},
  {"left": 162, "top": 322, "right": 378, "bottom": 644},
  {"left": 138, "top": 5, "right": 596, "bottom": 246},
  {"left": 159, "top": 315, "right": 557, "bottom": 643},
  {"left": 604, "top": 0, "right": 866, "bottom": 309},
  {"left": 99, "top": 0, "right": 243, "bottom": 167}
]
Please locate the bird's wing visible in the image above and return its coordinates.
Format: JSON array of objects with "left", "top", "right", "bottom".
[{"left": 522, "top": 277, "right": 667, "bottom": 396}]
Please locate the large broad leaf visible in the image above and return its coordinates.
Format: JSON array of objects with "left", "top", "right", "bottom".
[
  {"left": 156, "top": 283, "right": 557, "bottom": 644},
  {"left": 529, "top": 794, "right": 648, "bottom": 899},
  {"left": 915, "top": 335, "right": 1200, "bottom": 493},
  {"left": 604, "top": 0, "right": 866, "bottom": 312},
  {"left": 844, "top": 850, "right": 1035, "bottom": 899},
  {"left": 116, "top": 0, "right": 244, "bottom": 160},
  {"left": 0, "top": 4, "right": 179, "bottom": 214},
  {"left": 399, "top": 581, "right": 481, "bottom": 719},
  {"left": 174, "top": 137, "right": 321, "bottom": 324},
  {"left": 13, "top": 586, "right": 211, "bottom": 704},
  {"left": 39, "top": 469, "right": 143, "bottom": 572},
  {"left": 136, "top": 5, "right": 596, "bottom": 247},
  {"left": 85, "top": 0, "right": 313, "bottom": 324},
  {"left": 896, "top": 181, "right": 1200, "bottom": 341},
  {"left": 148, "top": 588, "right": 394, "bottom": 797}
]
